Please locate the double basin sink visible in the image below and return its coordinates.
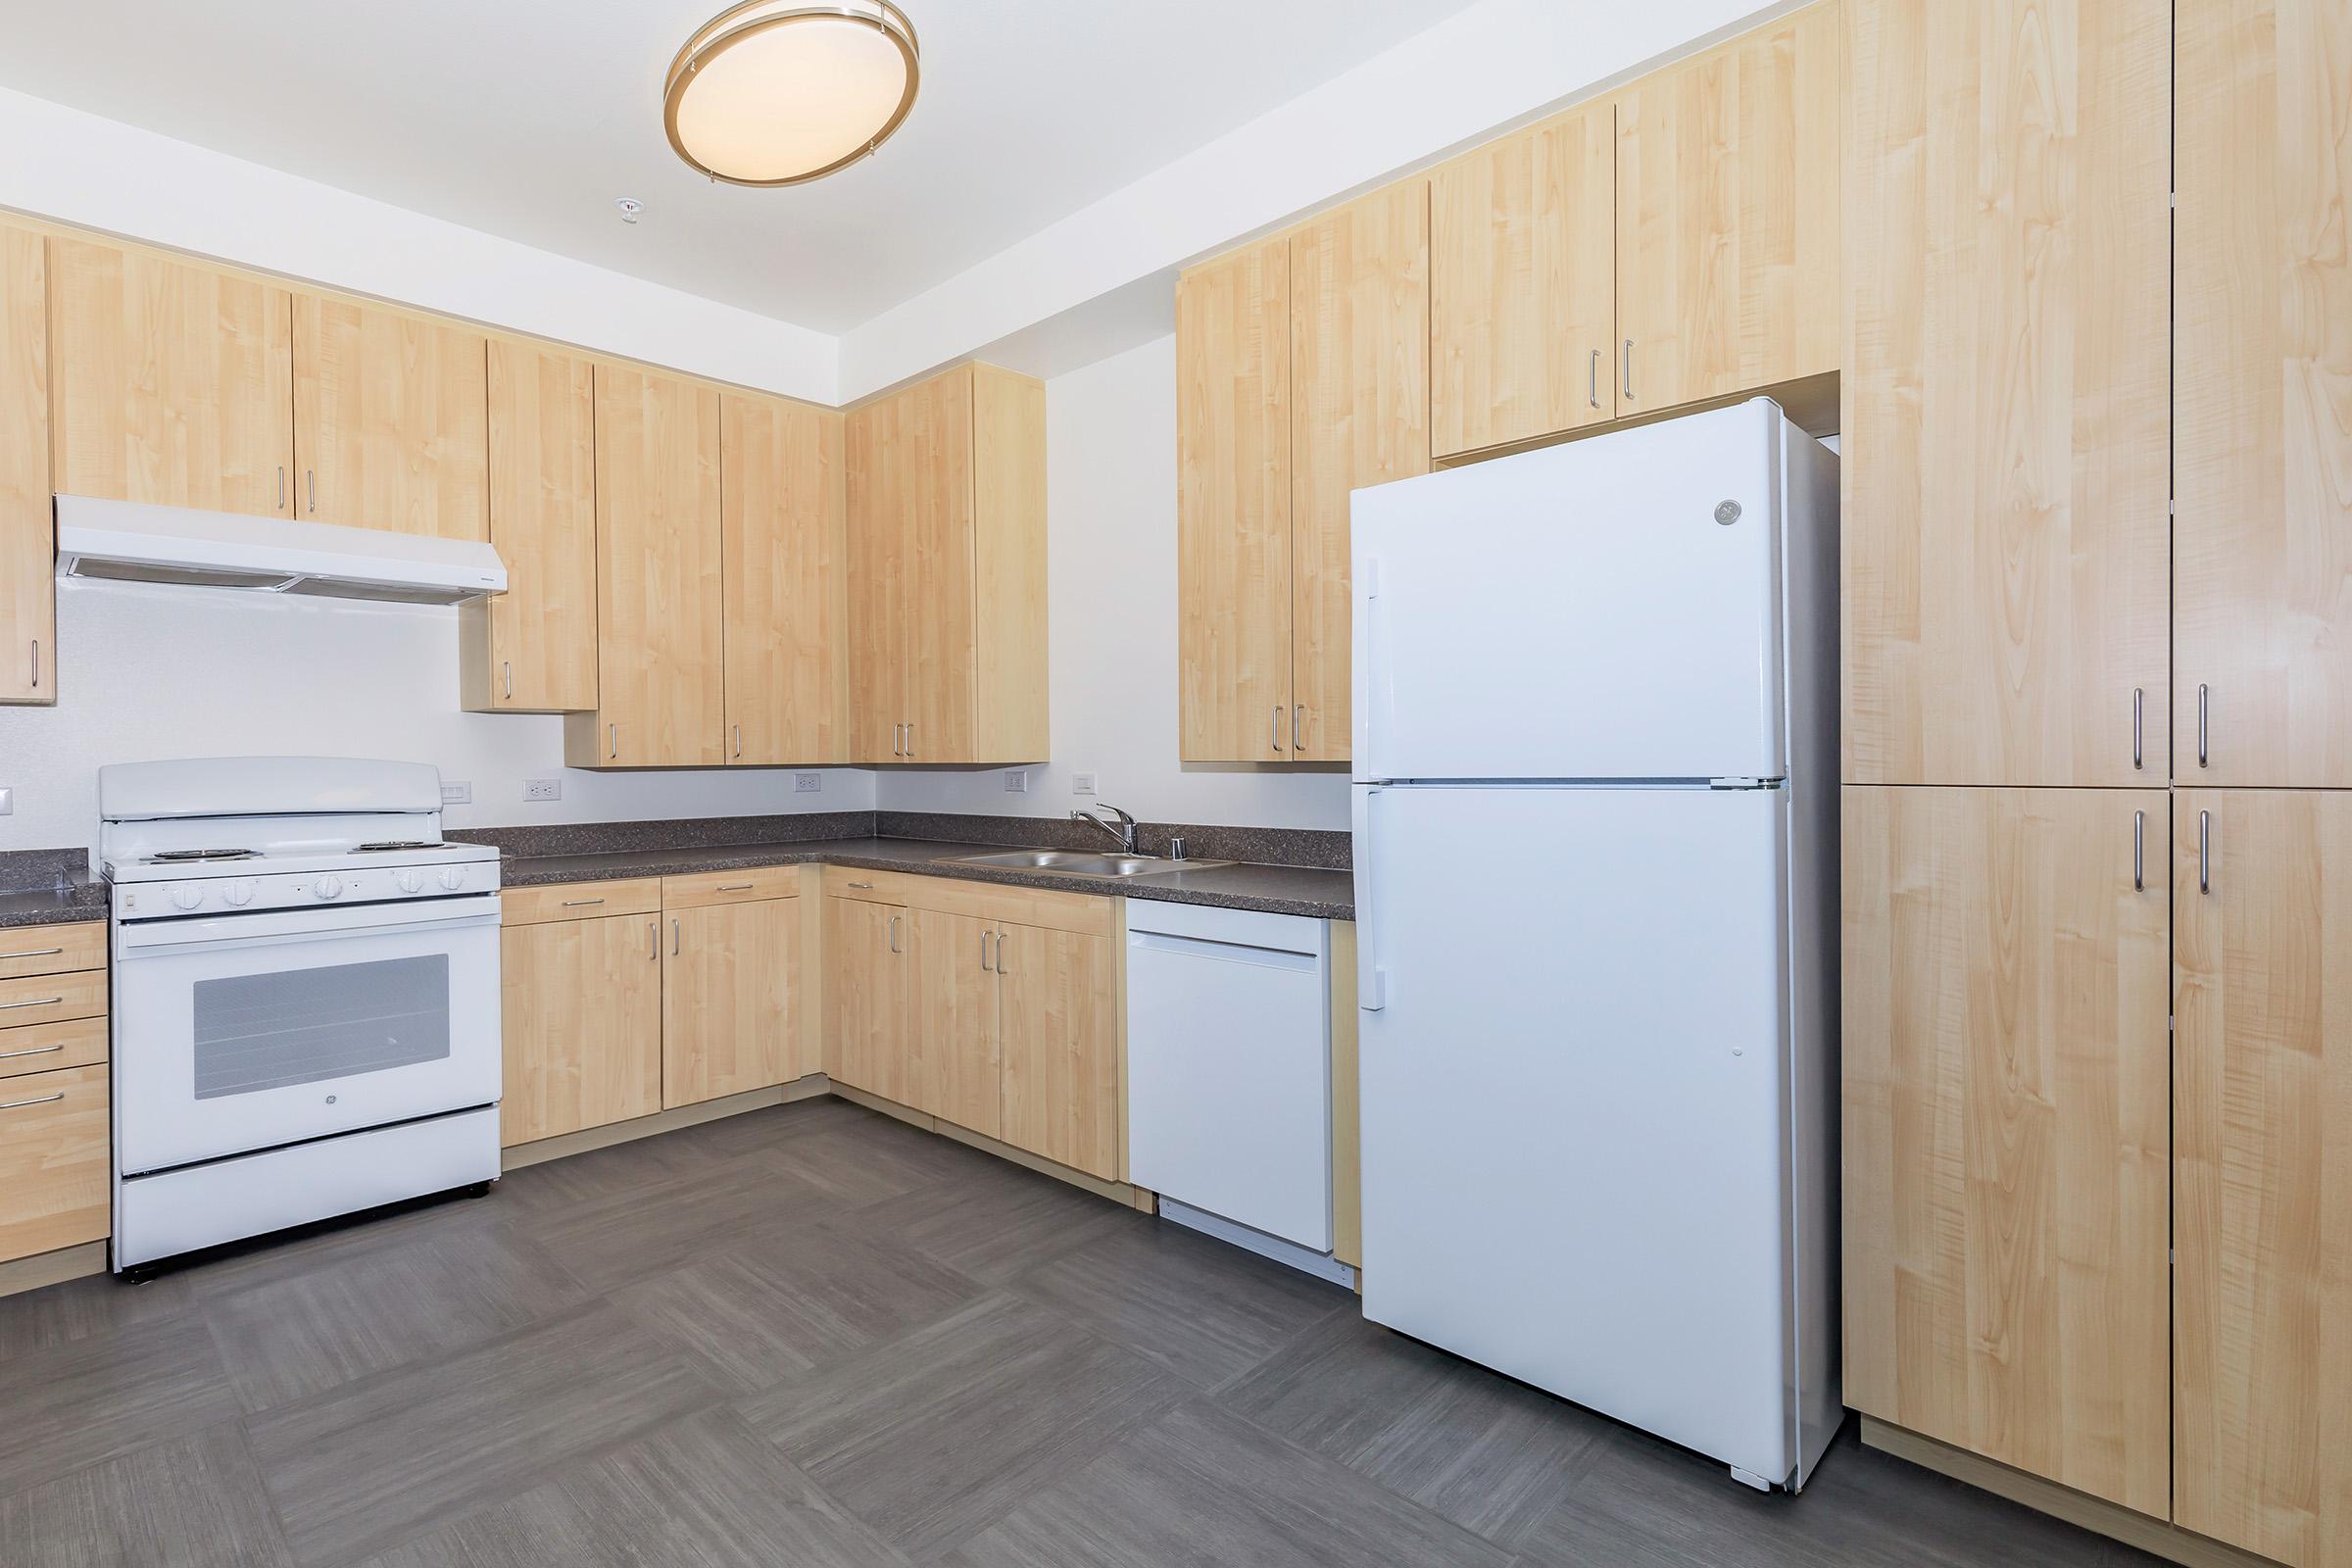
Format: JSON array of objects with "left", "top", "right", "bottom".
[{"left": 938, "top": 848, "right": 1230, "bottom": 879}]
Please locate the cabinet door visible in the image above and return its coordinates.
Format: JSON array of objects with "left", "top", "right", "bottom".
[
  {"left": 1842, "top": 785, "right": 2170, "bottom": 1514},
  {"left": 825, "top": 898, "right": 913, "bottom": 1102},
  {"left": 1615, "top": 1, "right": 1840, "bottom": 416},
  {"left": 1290, "top": 180, "right": 1429, "bottom": 761},
  {"left": 571, "top": 366, "right": 724, "bottom": 767},
  {"left": 2177, "top": 0, "right": 2352, "bottom": 787},
  {"left": 663, "top": 897, "right": 799, "bottom": 1108},
  {"left": 2176, "top": 790, "right": 2352, "bottom": 1564},
  {"left": 48, "top": 237, "right": 292, "bottom": 518},
  {"left": 291, "top": 293, "right": 488, "bottom": 540},
  {"left": 845, "top": 392, "right": 908, "bottom": 763},
  {"left": 0, "top": 1063, "right": 109, "bottom": 1263},
  {"left": 500, "top": 913, "right": 662, "bottom": 1147},
  {"left": 1, "top": 223, "right": 48, "bottom": 706},
  {"left": 1842, "top": 0, "right": 2171, "bottom": 788},
  {"left": 996, "top": 923, "right": 1118, "bottom": 1180},
  {"left": 899, "top": 368, "right": 978, "bottom": 763},
  {"left": 469, "top": 340, "right": 597, "bottom": 711},
  {"left": 909, "top": 908, "right": 1000, "bottom": 1137},
  {"left": 1177, "top": 236, "right": 1293, "bottom": 762},
  {"left": 970, "top": 364, "right": 1050, "bottom": 763},
  {"left": 1430, "top": 100, "right": 1615, "bottom": 457},
  {"left": 724, "top": 393, "right": 847, "bottom": 764}
]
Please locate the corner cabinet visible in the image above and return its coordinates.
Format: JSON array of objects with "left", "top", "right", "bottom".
[
  {"left": 845, "top": 362, "right": 1048, "bottom": 766},
  {"left": 1, "top": 221, "right": 49, "bottom": 705},
  {"left": 722, "top": 393, "right": 849, "bottom": 765}
]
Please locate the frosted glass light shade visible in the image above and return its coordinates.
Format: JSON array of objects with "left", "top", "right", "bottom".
[{"left": 664, "top": 1, "right": 919, "bottom": 186}]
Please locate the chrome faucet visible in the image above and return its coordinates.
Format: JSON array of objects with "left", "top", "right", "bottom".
[{"left": 1071, "top": 804, "right": 1141, "bottom": 855}]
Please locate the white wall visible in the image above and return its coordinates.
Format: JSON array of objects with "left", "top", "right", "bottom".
[
  {"left": 0, "top": 580, "right": 872, "bottom": 865},
  {"left": 876, "top": 335, "right": 1350, "bottom": 832}
]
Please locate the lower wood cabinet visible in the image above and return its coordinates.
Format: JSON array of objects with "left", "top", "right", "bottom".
[
  {"left": 501, "top": 910, "right": 662, "bottom": 1147},
  {"left": 910, "top": 908, "right": 1000, "bottom": 1139},
  {"left": 0, "top": 922, "right": 113, "bottom": 1262},
  {"left": 826, "top": 895, "right": 916, "bottom": 1105},
  {"left": 995, "top": 922, "right": 1118, "bottom": 1181},
  {"left": 663, "top": 895, "right": 801, "bottom": 1108}
]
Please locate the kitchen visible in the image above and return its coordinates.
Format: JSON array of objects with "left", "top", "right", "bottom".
[{"left": 0, "top": 3, "right": 2338, "bottom": 1566}]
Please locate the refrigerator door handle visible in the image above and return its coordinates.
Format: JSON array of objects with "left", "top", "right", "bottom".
[{"left": 1352, "top": 786, "right": 1387, "bottom": 1010}]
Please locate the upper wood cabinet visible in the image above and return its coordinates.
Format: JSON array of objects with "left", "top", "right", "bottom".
[
  {"left": 1430, "top": 99, "right": 1616, "bottom": 457},
  {"left": 1840, "top": 0, "right": 2170, "bottom": 788},
  {"left": 290, "top": 293, "right": 488, "bottom": 540},
  {"left": 461, "top": 341, "right": 598, "bottom": 713},
  {"left": 501, "top": 910, "right": 662, "bottom": 1148},
  {"left": 723, "top": 394, "right": 848, "bottom": 765},
  {"left": 47, "top": 236, "right": 292, "bottom": 518},
  {"left": 1842, "top": 784, "right": 2171, "bottom": 1516},
  {"left": 2175, "top": 0, "right": 2352, "bottom": 788},
  {"left": 845, "top": 362, "right": 1047, "bottom": 765},
  {"left": 2174, "top": 789, "right": 2352, "bottom": 1566},
  {"left": 1615, "top": 1, "right": 1840, "bottom": 416},
  {"left": 1, "top": 222, "right": 49, "bottom": 707},
  {"left": 564, "top": 366, "right": 724, "bottom": 768},
  {"left": 663, "top": 894, "right": 800, "bottom": 1107}
]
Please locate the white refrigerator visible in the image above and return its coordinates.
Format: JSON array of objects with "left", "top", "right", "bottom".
[{"left": 1349, "top": 398, "right": 1841, "bottom": 1491}]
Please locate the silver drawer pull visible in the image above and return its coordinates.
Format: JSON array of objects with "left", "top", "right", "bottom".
[
  {"left": 0, "top": 947, "right": 65, "bottom": 961},
  {"left": 0, "top": 1042, "right": 64, "bottom": 1060},
  {"left": 560, "top": 898, "right": 606, "bottom": 907},
  {"left": 0, "top": 996, "right": 65, "bottom": 1010},
  {"left": 845, "top": 881, "right": 874, "bottom": 890},
  {"left": 0, "top": 1092, "right": 65, "bottom": 1111},
  {"left": 715, "top": 882, "right": 755, "bottom": 892}
]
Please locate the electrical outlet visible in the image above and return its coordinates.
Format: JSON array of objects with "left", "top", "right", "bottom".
[
  {"left": 1004, "top": 769, "right": 1027, "bottom": 794},
  {"left": 1071, "top": 773, "right": 1096, "bottom": 797},
  {"left": 439, "top": 781, "right": 471, "bottom": 806},
  {"left": 522, "top": 778, "right": 561, "bottom": 802},
  {"left": 794, "top": 772, "right": 822, "bottom": 794},
  {"left": 0, "top": 786, "right": 13, "bottom": 815}
]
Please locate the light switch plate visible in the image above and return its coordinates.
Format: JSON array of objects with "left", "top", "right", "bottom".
[
  {"left": 794, "top": 772, "right": 822, "bottom": 794},
  {"left": 522, "top": 778, "right": 561, "bottom": 802},
  {"left": 1004, "top": 769, "right": 1027, "bottom": 794},
  {"left": 440, "top": 781, "right": 471, "bottom": 805},
  {"left": 1071, "top": 773, "right": 1097, "bottom": 797}
]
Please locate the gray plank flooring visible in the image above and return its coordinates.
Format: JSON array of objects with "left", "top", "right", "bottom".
[{"left": 0, "top": 1097, "right": 2167, "bottom": 1566}]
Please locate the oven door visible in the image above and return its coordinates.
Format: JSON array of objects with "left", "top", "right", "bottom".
[{"left": 112, "top": 894, "right": 501, "bottom": 1173}]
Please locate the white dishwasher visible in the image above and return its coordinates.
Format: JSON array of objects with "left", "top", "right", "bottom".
[{"left": 1125, "top": 901, "right": 1335, "bottom": 1263}]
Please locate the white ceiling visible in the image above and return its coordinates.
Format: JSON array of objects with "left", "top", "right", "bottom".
[{"left": 0, "top": 0, "right": 1481, "bottom": 334}]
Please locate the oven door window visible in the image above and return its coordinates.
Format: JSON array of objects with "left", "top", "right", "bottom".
[{"left": 193, "top": 953, "right": 453, "bottom": 1100}]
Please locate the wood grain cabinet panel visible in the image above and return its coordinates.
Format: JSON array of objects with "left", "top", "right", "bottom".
[
  {"left": 996, "top": 923, "right": 1119, "bottom": 1181},
  {"left": 2174, "top": 789, "right": 2352, "bottom": 1566},
  {"left": 0, "top": 1062, "right": 110, "bottom": 1263},
  {"left": 1177, "top": 236, "right": 1293, "bottom": 762},
  {"left": 0, "top": 222, "right": 48, "bottom": 706},
  {"left": 1615, "top": 0, "right": 1840, "bottom": 416},
  {"left": 909, "top": 907, "right": 1001, "bottom": 1139},
  {"left": 565, "top": 366, "right": 724, "bottom": 768},
  {"left": 825, "top": 896, "right": 914, "bottom": 1103},
  {"left": 892, "top": 368, "right": 978, "bottom": 764},
  {"left": 724, "top": 393, "right": 848, "bottom": 764},
  {"left": 1841, "top": 785, "right": 2170, "bottom": 1515},
  {"left": 1289, "top": 180, "right": 1429, "bottom": 761},
  {"left": 1430, "top": 100, "right": 1616, "bottom": 457},
  {"left": 663, "top": 897, "right": 800, "bottom": 1107},
  {"left": 47, "top": 236, "right": 293, "bottom": 519},
  {"left": 1842, "top": 0, "right": 2171, "bottom": 788},
  {"left": 500, "top": 912, "right": 662, "bottom": 1148},
  {"left": 291, "top": 293, "right": 488, "bottom": 541},
  {"left": 2176, "top": 0, "right": 2352, "bottom": 787},
  {"left": 463, "top": 341, "right": 597, "bottom": 712}
]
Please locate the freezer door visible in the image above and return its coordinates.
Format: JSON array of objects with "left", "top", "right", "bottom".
[
  {"left": 1353, "top": 781, "right": 1803, "bottom": 1480},
  {"left": 1352, "top": 400, "right": 1786, "bottom": 782}
]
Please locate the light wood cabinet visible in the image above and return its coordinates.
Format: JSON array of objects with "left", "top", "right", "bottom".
[
  {"left": 996, "top": 922, "right": 1119, "bottom": 1181},
  {"left": 2174, "top": 789, "right": 2352, "bottom": 1566},
  {"left": 47, "top": 236, "right": 293, "bottom": 518},
  {"left": 825, "top": 895, "right": 915, "bottom": 1104},
  {"left": 724, "top": 394, "right": 849, "bottom": 764},
  {"left": 564, "top": 366, "right": 725, "bottom": 768},
  {"left": 909, "top": 907, "right": 1000, "bottom": 1138},
  {"left": 1430, "top": 100, "right": 1616, "bottom": 458},
  {"left": 845, "top": 362, "right": 1047, "bottom": 765},
  {"left": 2175, "top": 0, "right": 2352, "bottom": 789},
  {"left": 1, "top": 222, "right": 48, "bottom": 706},
  {"left": 1614, "top": 1, "right": 1840, "bottom": 416},
  {"left": 461, "top": 341, "right": 598, "bottom": 712},
  {"left": 291, "top": 293, "right": 488, "bottom": 541},
  {"left": 1841, "top": 0, "right": 2171, "bottom": 789},
  {"left": 1841, "top": 785, "right": 2170, "bottom": 1515},
  {"left": 0, "top": 1062, "right": 110, "bottom": 1262},
  {"left": 500, "top": 911, "right": 662, "bottom": 1148},
  {"left": 662, "top": 895, "right": 800, "bottom": 1107}
]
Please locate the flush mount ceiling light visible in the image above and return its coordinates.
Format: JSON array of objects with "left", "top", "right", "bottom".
[{"left": 663, "top": 0, "right": 920, "bottom": 187}]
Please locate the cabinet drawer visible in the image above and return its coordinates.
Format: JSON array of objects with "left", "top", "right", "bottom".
[
  {"left": 0, "top": 1016, "right": 107, "bottom": 1081},
  {"left": 821, "top": 865, "right": 1113, "bottom": 937},
  {"left": 0, "top": 1062, "right": 111, "bottom": 1261},
  {"left": 0, "top": 968, "right": 107, "bottom": 1029},
  {"left": 502, "top": 879, "right": 662, "bottom": 927},
  {"left": 0, "top": 922, "right": 106, "bottom": 982},
  {"left": 662, "top": 865, "right": 802, "bottom": 909}
]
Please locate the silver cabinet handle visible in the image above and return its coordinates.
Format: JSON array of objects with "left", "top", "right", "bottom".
[
  {"left": 276, "top": 466, "right": 285, "bottom": 510},
  {"left": 715, "top": 882, "right": 754, "bottom": 892},
  {"left": 0, "top": 947, "right": 63, "bottom": 961},
  {"left": 609, "top": 723, "right": 618, "bottom": 760},
  {"left": 2199, "top": 809, "right": 2212, "bottom": 894},
  {"left": 889, "top": 914, "right": 901, "bottom": 954},
  {"left": 2131, "top": 688, "right": 2143, "bottom": 771},
  {"left": 306, "top": 468, "right": 316, "bottom": 514},
  {"left": 1271, "top": 705, "right": 1285, "bottom": 753},
  {"left": 996, "top": 931, "right": 1008, "bottom": 976},
  {"left": 1589, "top": 348, "right": 1600, "bottom": 410},
  {"left": 2197, "top": 684, "right": 2210, "bottom": 768},
  {"left": 894, "top": 723, "right": 905, "bottom": 759},
  {"left": 733, "top": 722, "right": 743, "bottom": 759},
  {"left": 980, "top": 928, "right": 993, "bottom": 971},
  {"left": 0, "top": 1041, "right": 64, "bottom": 1060},
  {"left": 845, "top": 880, "right": 874, "bottom": 889},
  {"left": 503, "top": 662, "right": 513, "bottom": 701},
  {"left": 905, "top": 722, "right": 914, "bottom": 758},
  {"left": 648, "top": 920, "right": 658, "bottom": 960},
  {"left": 28, "top": 638, "right": 37, "bottom": 691},
  {"left": 1294, "top": 706, "right": 1303, "bottom": 752},
  {"left": 0, "top": 996, "right": 64, "bottom": 1010},
  {"left": 671, "top": 917, "right": 680, "bottom": 956},
  {"left": 560, "top": 898, "right": 605, "bottom": 907},
  {"left": 1623, "top": 339, "right": 1635, "bottom": 402},
  {"left": 0, "top": 1092, "right": 64, "bottom": 1112},
  {"left": 2132, "top": 809, "right": 2144, "bottom": 891}
]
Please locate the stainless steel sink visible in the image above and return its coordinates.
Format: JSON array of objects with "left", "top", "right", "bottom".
[{"left": 938, "top": 849, "right": 1230, "bottom": 878}]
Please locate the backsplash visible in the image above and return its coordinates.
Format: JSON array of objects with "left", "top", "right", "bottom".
[{"left": 0, "top": 848, "right": 84, "bottom": 893}]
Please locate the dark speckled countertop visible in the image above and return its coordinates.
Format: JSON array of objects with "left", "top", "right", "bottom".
[{"left": 0, "top": 849, "right": 106, "bottom": 929}]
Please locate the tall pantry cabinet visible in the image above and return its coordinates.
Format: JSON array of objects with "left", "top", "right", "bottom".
[{"left": 1841, "top": 1, "right": 2352, "bottom": 1562}]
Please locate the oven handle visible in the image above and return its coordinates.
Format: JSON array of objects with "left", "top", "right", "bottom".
[{"left": 115, "top": 894, "right": 502, "bottom": 956}]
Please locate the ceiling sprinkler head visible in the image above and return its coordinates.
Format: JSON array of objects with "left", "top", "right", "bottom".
[{"left": 614, "top": 197, "right": 645, "bottom": 224}]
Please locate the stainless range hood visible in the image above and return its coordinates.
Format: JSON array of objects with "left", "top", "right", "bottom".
[{"left": 54, "top": 494, "right": 507, "bottom": 606}]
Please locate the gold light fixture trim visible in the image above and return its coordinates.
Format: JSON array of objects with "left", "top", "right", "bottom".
[{"left": 663, "top": 0, "right": 920, "bottom": 187}]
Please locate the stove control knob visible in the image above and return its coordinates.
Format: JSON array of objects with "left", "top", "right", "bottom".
[
  {"left": 170, "top": 885, "right": 204, "bottom": 911},
  {"left": 438, "top": 866, "right": 466, "bottom": 892},
  {"left": 394, "top": 869, "right": 425, "bottom": 895},
  {"left": 313, "top": 875, "right": 344, "bottom": 901},
  {"left": 222, "top": 878, "right": 257, "bottom": 906}
]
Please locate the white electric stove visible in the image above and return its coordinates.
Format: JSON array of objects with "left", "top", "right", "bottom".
[{"left": 100, "top": 757, "right": 503, "bottom": 1270}]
